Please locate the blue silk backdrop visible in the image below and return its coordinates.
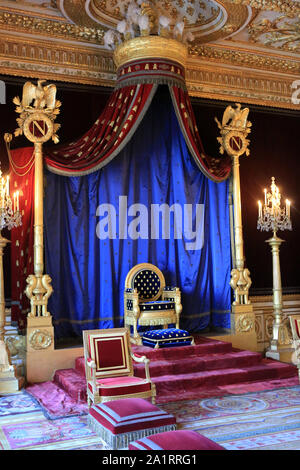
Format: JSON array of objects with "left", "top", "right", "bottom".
[{"left": 44, "top": 87, "right": 231, "bottom": 338}]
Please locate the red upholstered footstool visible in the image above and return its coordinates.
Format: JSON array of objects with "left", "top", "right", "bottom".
[
  {"left": 88, "top": 398, "right": 176, "bottom": 450},
  {"left": 129, "top": 430, "right": 225, "bottom": 450}
]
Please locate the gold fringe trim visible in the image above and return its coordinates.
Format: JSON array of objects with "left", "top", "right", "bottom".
[{"left": 88, "top": 414, "right": 176, "bottom": 450}]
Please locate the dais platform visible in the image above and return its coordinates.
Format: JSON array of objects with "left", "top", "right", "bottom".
[{"left": 48, "top": 335, "right": 297, "bottom": 405}]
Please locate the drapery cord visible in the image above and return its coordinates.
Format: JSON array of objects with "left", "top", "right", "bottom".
[{"left": 4, "top": 133, "right": 35, "bottom": 176}]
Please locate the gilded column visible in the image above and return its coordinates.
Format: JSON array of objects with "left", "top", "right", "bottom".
[
  {"left": 34, "top": 142, "right": 44, "bottom": 279},
  {"left": 13, "top": 81, "right": 61, "bottom": 374},
  {"left": 267, "top": 234, "right": 284, "bottom": 352},
  {"left": 215, "top": 104, "right": 257, "bottom": 350},
  {"left": 232, "top": 154, "right": 243, "bottom": 267},
  {"left": 257, "top": 177, "right": 293, "bottom": 360}
]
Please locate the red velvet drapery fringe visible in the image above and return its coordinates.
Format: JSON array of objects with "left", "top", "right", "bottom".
[
  {"left": 45, "top": 84, "right": 155, "bottom": 176},
  {"left": 170, "top": 85, "right": 231, "bottom": 182}
]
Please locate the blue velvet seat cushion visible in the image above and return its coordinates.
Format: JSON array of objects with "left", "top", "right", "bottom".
[
  {"left": 142, "top": 328, "right": 193, "bottom": 348},
  {"left": 139, "top": 301, "right": 175, "bottom": 311}
]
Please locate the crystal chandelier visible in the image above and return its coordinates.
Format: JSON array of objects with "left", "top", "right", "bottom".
[
  {"left": 257, "top": 176, "right": 291, "bottom": 234},
  {"left": 0, "top": 169, "right": 21, "bottom": 231}
]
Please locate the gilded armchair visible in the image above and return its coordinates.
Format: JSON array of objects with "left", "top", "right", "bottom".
[
  {"left": 124, "top": 263, "right": 182, "bottom": 345},
  {"left": 289, "top": 315, "right": 300, "bottom": 380},
  {"left": 82, "top": 328, "right": 156, "bottom": 407}
]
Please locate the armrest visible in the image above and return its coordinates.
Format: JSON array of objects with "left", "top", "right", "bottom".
[
  {"left": 87, "top": 358, "right": 96, "bottom": 369},
  {"left": 131, "top": 352, "right": 148, "bottom": 362},
  {"left": 131, "top": 352, "right": 151, "bottom": 381},
  {"left": 125, "top": 288, "right": 140, "bottom": 318},
  {"left": 86, "top": 358, "right": 97, "bottom": 389},
  {"left": 162, "top": 288, "right": 182, "bottom": 317},
  {"left": 124, "top": 288, "right": 139, "bottom": 299},
  {"left": 162, "top": 287, "right": 181, "bottom": 299}
]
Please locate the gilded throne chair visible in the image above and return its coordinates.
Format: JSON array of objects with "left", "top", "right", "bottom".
[{"left": 124, "top": 263, "right": 182, "bottom": 345}]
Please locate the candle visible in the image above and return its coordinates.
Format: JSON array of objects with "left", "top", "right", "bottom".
[
  {"left": 16, "top": 191, "right": 19, "bottom": 212},
  {"left": 0, "top": 178, "right": 4, "bottom": 208},
  {"left": 258, "top": 200, "right": 262, "bottom": 219},
  {"left": 264, "top": 188, "right": 267, "bottom": 205},
  {"left": 13, "top": 192, "right": 16, "bottom": 213},
  {"left": 286, "top": 199, "right": 290, "bottom": 218},
  {"left": 6, "top": 176, "right": 9, "bottom": 196}
]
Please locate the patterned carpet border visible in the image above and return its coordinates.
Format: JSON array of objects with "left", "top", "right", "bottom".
[{"left": 0, "top": 391, "right": 41, "bottom": 417}]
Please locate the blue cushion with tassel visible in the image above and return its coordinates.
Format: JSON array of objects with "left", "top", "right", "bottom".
[{"left": 142, "top": 328, "right": 194, "bottom": 349}]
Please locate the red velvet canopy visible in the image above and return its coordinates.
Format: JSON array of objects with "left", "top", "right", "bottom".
[
  {"left": 44, "top": 57, "right": 231, "bottom": 181},
  {"left": 9, "top": 55, "right": 231, "bottom": 328}
]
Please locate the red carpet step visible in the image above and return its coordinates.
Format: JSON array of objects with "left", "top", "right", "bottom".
[{"left": 52, "top": 336, "right": 298, "bottom": 405}]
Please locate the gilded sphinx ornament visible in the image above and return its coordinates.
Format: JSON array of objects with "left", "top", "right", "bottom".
[{"left": 230, "top": 268, "right": 252, "bottom": 306}]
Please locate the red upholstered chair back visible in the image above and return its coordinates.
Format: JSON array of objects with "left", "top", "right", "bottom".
[
  {"left": 83, "top": 328, "right": 133, "bottom": 379},
  {"left": 289, "top": 315, "right": 300, "bottom": 342}
]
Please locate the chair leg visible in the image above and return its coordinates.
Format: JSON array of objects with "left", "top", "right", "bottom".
[
  {"left": 151, "top": 385, "right": 156, "bottom": 405},
  {"left": 133, "top": 320, "right": 142, "bottom": 345}
]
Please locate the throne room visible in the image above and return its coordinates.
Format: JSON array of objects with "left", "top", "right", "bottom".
[{"left": 0, "top": 0, "right": 299, "bottom": 454}]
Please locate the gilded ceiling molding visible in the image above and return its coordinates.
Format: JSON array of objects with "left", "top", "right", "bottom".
[
  {"left": 186, "top": 62, "right": 298, "bottom": 109},
  {"left": 0, "top": 34, "right": 115, "bottom": 86},
  {"left": 60, "top": 0, "right": 119, "bottom": 28},
  {"left": 193, "top": 1, "right": 250, "bottom": 43},
  {"left": 188, "top": 44, "right": 300, "bottom": 74},
  {"left": 0, "top": 10, "right": 106, "bottom": 44},
  {"left": 0, "top": 2, "right": 299, "bottom": 110},
  {"left": 0, "top": 31, "right": 297, "bottom": 109},
  {"left": 249, "top": 15, "right": 300, "bottom": 53},
  {"left": 226, "top": 0, "right": 300, "bottom": 15}
]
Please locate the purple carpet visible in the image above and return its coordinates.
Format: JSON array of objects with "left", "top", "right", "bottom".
[{"left": 26, "top": 380, "right": 88, "bottom": 420}]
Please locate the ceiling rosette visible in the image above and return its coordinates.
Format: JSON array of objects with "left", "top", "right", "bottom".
[{"left": 58, "top": 0, "right": 252, "bottom": 44}]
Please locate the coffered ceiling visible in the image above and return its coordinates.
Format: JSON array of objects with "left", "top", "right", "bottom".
[{"left": 0, "top": 0, "right": 300, "bottom": 109}]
